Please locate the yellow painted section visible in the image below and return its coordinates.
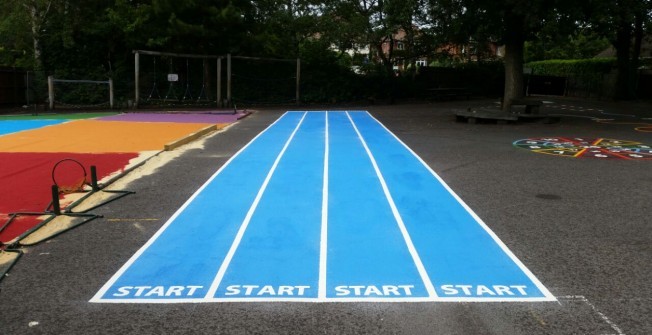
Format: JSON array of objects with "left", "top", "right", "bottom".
[{"left": 0, "top": 120, "right": 227, "bottom": 153}]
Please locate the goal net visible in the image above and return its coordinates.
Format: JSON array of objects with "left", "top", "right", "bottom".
[{"left": 48, "top": 77, "right": 114, "bottom": 110}]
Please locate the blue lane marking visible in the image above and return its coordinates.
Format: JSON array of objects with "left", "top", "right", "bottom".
[
  {"left": 349, "top": 112, "right": 553, "bottom": 300},
  {"left": 214, "top": 112, "right": 324, "bottom": 299},
  {"left": 326, "top": 112, "right": 429, "bottom": 299},
  {"left": 92, "top": 110, "right": 554, "bottom": 303},
  {"left": 0, "top": 120, "right": 68, "bottom": 136},
  {"left": 94, "top": 112, "right": 304, "bottom": 301}
]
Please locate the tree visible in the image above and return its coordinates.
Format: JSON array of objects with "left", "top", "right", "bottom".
[
  {"left": 425, "top": 0, "right": 593, "bottom": 110},
  {"left": 587, "top": 0, "right": 651, "bottom": 99},
  {"left": 0, "top": 0, "right": 57, "bottom": 70},
  {"left": 320, "top": 0, "right": 428, "bottom": 101}
]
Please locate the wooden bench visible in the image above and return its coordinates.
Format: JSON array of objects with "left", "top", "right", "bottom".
[{"left": 509, "top": 98, "right": 543, "bottom": 114}]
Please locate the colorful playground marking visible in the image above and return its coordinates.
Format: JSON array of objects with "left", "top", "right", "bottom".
[
  {"left": 0, "top": 112, "right": 118, "bottom": 121},
  {"left": 92, "top": 111, "right": 554, "bottom": 303},
  {"left": 97, "top": 112, "right": 248, "bottom": 124},
  {"left": 0, "top": 120, "right": 68, "bottom": 136},
  {"left": 0, "top": 113, "right": 240, "bottom": 244},
  {"left": 0, "top": 120, "right": 226, "bottom": 153},
  {"left": 0, "top": 152, "right": 139, "bottom": 242},
  {"left": 595, "top": 120, "right": 652, "bottom": 133},
  {"left": 513, "top": 137, "right": 652, "bottom": 160}
]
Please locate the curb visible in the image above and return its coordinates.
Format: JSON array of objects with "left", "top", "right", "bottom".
[{"left": 164, "top": 124, "right": 219, "bottom": 151}]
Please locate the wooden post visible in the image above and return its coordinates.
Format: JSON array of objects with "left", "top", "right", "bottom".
[
  {"left": 47, "top": 75, "right": 54, "bottom": 110},
  {"left": 217, "top": 57, "right": 222, "bottom": 107},
  {"left": 134, "top": 51, "right": 140, "bottom": 108},
  {"left": 296, "top": 58, "right": 301, "bottom": 105},
  {"left": 227, "top": 54, "right": 232, "bottom": 106},
  {"left": 109, "top": 78, "right": 114, "bottom": 109}
]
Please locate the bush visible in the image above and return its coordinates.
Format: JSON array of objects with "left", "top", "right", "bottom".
[
  {"left": 526, "top": 58, "right": 615, "bottom": 77},
  {"left": 526, "top": 58, "right": 616, "bottom": 97}
]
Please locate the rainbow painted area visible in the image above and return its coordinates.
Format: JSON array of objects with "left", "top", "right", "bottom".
[
  {"left": 0, "top": 111, "right": 247, "bottom": 243},
  {"left": 513, "top": 137, "right": 652, "bottom": 160}
]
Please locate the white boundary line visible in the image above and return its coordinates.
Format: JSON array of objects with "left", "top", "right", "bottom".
[
  {"left": 93, "top": 295, "right": 556, "bottom": 304},
  {"left": 363, "top": 111, "right": 556, "bottom": 302},
  {"left": 204, "top": 112, "right": 308, "bottom": 299},
  {"left": 90, "top": 112, "right": 295, "bottom": 303},
  {"left": 318, "top": 111, "right": 329, "bottom": 300},
  {"left": 558, "top": 295, "right": 625, "bottom": 335},
  {"left": 346, "top": 111, "right": 438, "bottom": 299},
  {"left": 92, "top": 110, "right": 558, "bottom": 304}
]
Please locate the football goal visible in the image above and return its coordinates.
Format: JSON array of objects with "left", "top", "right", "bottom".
[{"left": 47, "top": 76, "right": 114, "bottom": 110}]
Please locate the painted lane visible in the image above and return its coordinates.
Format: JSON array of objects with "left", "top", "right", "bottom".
[
  {"left": 348, "top": 112, "right": 554, "bottom": 301},
  {"left": 210, "top": 112, "right": 323, "bottom": 300},
  {"left": 0, "top": 120, "right": 67, "bottom": 136},
  {"left": 92, "top": 111, "right": 554, "bottom": 303},
  {"left": 92, "top": 112, "right": 305, "bottom": 302},
  {"left": 326, "top": 112, "right": 430, "bottom": 300}
]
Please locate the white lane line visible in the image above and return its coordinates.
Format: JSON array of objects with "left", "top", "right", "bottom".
[
  {"left": 346, "top": 111, "right": 438, "bottom": 299},
  {"left": 363, "top": 111, "right": 556, "bottom": 301},
  {"left": 95, "top": 295, "right": 558, "bottom": 303},
  {"left": 318, "top": 111, "right": 329, "bottom": 300},
  {"left": 90, "top": 112, "right": 294, "bottom": 303},
  {"left": 558, "top": 295, "right": 625, "bottom": 335},
  {"left": 204, "top": 112, "right": 308, "bottom": 300}
]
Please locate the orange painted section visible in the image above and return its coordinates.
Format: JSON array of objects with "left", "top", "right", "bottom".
[{"left": 0, "top": 120, "right": 226, "bottom": 153}]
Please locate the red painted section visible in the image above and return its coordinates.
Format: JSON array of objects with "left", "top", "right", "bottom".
[{"left": 0, "top": 152, "right": 138, "bottom": 243}]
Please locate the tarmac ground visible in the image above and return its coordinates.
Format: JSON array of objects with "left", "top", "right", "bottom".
[{"left": 0, "top": 97, "right": 650, "bottom": 334}]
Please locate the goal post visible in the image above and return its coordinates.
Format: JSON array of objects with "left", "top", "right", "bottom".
[{"left": 47, "top": 75, "right": 114, "bottom": 110}]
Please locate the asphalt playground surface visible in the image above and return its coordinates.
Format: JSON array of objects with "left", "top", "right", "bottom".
[{"left": 0, "top": 97, "right": 650, "bottom": 334}]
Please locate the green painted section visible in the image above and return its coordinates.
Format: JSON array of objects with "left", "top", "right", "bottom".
[{"left": 0, "top": 112, "right": 119, "bottom": 120}]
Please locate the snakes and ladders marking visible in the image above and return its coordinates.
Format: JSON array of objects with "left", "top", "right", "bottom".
[{"left": 513, "top": 137, "right": 652, "bottom": 160}]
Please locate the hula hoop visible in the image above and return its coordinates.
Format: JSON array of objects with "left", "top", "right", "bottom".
[{"left": 51, "top": 158, "right": 88, "bottom": 193}]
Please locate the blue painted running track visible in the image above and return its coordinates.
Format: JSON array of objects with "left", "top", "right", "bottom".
[
  {"left": 0, "top": 120, "right": 68, "bottom": 136},
  {"left": 92, "top": 111, "right": 555, "bottom": 303}
]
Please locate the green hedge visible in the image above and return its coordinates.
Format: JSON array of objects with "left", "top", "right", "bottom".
[
  {"left": 526, "top": 58, "right": 617, "bottom": 96},
  {"left": 526, "top": 58, "right": 615, "bottom": 77}
]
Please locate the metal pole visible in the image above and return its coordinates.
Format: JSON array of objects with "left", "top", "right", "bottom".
[
  {"left": 51, "top": 185, "right": 61, "bottom": 215},
  {"left": 90, "top": 166, "right": 100, "bottom": 191},
  {"left": 227, "top": 53, "right": 232, "bottom": 106},
  {"left": 296, "top": 58, "right": 301, "bottom": 105},
  {"left": 47, "top": 75, "right": 54, "bottom": 110},
  {"left": 217, "top": 57, "right": 222, "bottom": 107},
  {"left": 134, "top": 51, "right": 140, "bottom": 108},
  {"left": 109, "top": 78, "right": 114, "bottom": 109},
  {"left": 25, "top": 71, "right": 30, "bottom": 105}
]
